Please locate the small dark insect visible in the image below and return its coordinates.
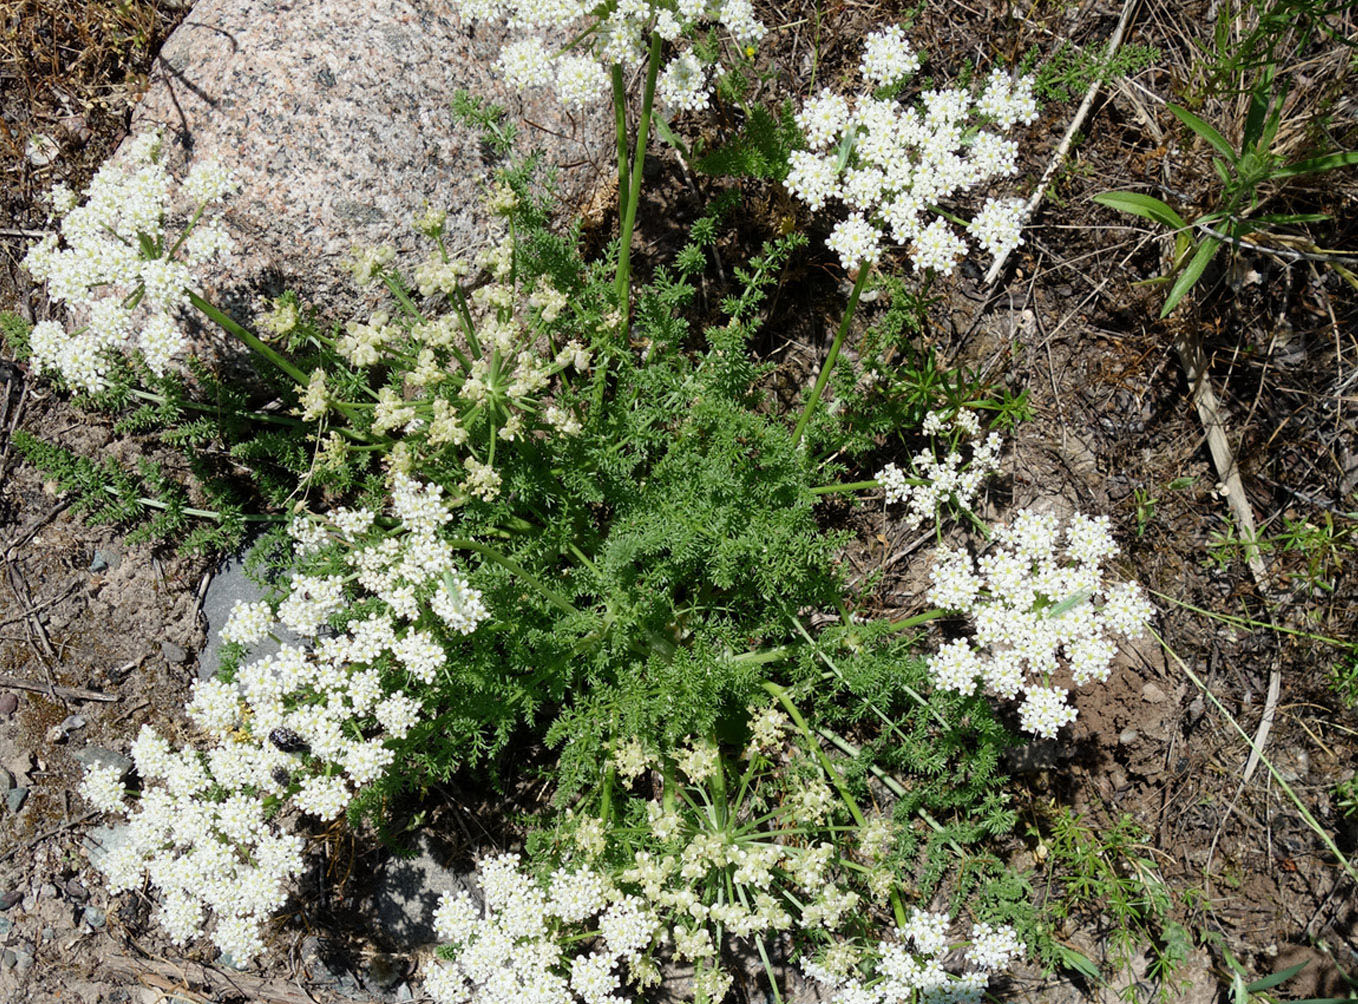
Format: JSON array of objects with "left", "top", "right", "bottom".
[
  {"left": 269, "top": 727, "right": 308, "bottom": 753},
  {"left": 271, "top": 767, "right": 293, "bottom": 789}
]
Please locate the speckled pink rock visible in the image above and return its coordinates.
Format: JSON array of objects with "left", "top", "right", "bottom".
[{"left": 125, "top": 0, "right": 611, "bottom": 329}]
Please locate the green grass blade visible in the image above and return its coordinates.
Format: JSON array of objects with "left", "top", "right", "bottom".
[
  {"left": 1092, "top": 191, "right": 1189, "bottom": 231},
  {"left": 1244, "top": 960, "right": 1309, "bottom": 993},
  {"left": 1168, "top": 104, "right": 1237, "bottom": 160},
  {"left": 1160, "top": 236, "right": 1220, "bottom": 316},
  {"left": 1273, "top": 149, "right": 1358, "bottom": 178}
]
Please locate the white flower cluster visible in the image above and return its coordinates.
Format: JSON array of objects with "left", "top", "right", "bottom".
[
  {"left": 785, "top": 29, "right": 1038, "bottom": 272},
  {"left": 877, "top": 409, "right": 1002, "bottom": 531},
  {"left": 801, "top": 908, "right": 1025, "bottom": 1004},
  {"left": 423, "top": 854, "right": 662, "bottom": 1004},
  {"left": 925, "top": 509, "right": 1156, "bottom": 738},
  {"left": 83, "top": 724, "right": 304, "bottom": 963},
  {"left": 22, "top": 131, "right": 237, "bottom": 390},
  {"left": 81, "top": 472, "right": 494, "bottom": 961},
  {"left": 449, "top": 0, "right": 765, "bottom": 112}
]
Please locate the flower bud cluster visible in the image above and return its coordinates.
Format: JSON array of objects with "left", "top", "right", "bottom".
[
  {"left": 924, "top": 509, "right": 1156, "bottom": 738},
  {"left": 800, "top": 907, "right": 1025, "bottom": 1004},
  {"left": 321, "top": 213, "right": 593, "bottom": 501},
  {"left": 785, "top": 28, "right": 1038, "bottom": 272},
  {"left": 449, "top": 1, "right": 765, "bottom": 113},
  {"left": 877, "top": 409, "right": 1003, "bottom": 531},
  {"left": 22, "top": 131, "right": 238, "bottom": 390},
  {"left": 423, "top": 854, "right": 662, "bottom": 1004},
  {"left": 587, "top": 723, "right": 906, "bottom": 995}
]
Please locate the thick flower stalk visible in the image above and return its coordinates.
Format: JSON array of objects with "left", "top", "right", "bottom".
[
  {"left": 924, "top": 509, "right": 1156, "bottom": 738},
  {"left": 22, "top": 131, "right": 237, "bottom": 390},
  {"left": 785, "top": 26, "right": 1039, "bottom": 272}
]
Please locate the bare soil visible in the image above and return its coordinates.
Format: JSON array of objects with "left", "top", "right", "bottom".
[{"left": 1, "top": 0, "right": 1356, "bottom": 1002}]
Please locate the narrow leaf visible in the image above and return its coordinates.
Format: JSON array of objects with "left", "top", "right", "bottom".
[
  {"left": 1092, "top": 191, "right": 1189, "bottom": 231},
  {"left": 1168, "top": 104, "right": 1236, "bottom": 160},
  {"left": 1273, "top": 149, "right": 1358, "bottom": 178},
  {"left": 1244, "top": 960, "right": 1308, "bottom": 993},
  {"left": 1161, "top": 237, "right": 1221, "bottom": 317}
]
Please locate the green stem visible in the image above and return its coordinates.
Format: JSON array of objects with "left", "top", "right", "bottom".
[
  {"left": 792, "top": 266, "right": 871, "bottom": 447},
  {"left": 445, "top": 538, "right": 579, "bottom": 618},
  {"left": 614, "top": 32, "right": 663, "bottom": 321},
  {"left": 810, "top": 479, "right": 881, "bottom": 496},
  {"left": 611, "top": 64, "right": 631, "bottom": 232},
  {"left": 188, "top": 291, "right": 309, "bottom": 386},
  {"left": 125, "top": 387, "right": 304, "bottom": 428},
  {"left": 885, "top": 608, "right": 950, "bottom": 632}
]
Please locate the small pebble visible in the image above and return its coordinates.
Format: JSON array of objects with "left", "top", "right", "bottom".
[
  {"left": 1119, "top": 728, "right": 1140, "bottom": 746},
  {"left": 0, "top": 890, "right": 21, "bottom": 911},
  {"left": 41, "top": 925, "right": 54, "bottom": 943},
  {"left": 14, "top": 947, "right": 34, "bottom": 974},
  {"left": 88, "top": 551, "right": 109, "bottom": 572},
  {"left": 0, "top": 767, "right": 13, "bottom": 792},
  {"left": 5, "top": 787, "right": 28, "bottom": 813},
  {"left": 0, "top": 917, "right": 10, "bottom": 936},
  {"left": 65, "top": 878, "right": 89, "bottom": 901},
  {"left": 0, "top": 692, "right": 17, "bottom": 716},
  {"left": 82, "top": 906, "right": 106, "bottom": 930},
  {"left": 1141, "top": 682, "right": 1168, "bottom": 703},
  {"left": 0, "top": 949, "right": 14, "bottom": 971},
  {"left": 39, "top": 883, "right": 57, "bottom": 901},
  {"left": 161, "top": 641, "right": 188, "bottom": 665}
]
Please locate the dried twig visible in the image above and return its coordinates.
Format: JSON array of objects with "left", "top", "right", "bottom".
[
  {"left": 983, "top": 0, "right": 1141, "bottom": 287},
  {"left": 0, "top": 672, "right": 116, "bottom": 702}
]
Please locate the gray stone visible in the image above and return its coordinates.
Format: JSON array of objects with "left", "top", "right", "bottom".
[
  {"left": 161, "top": 641, "right": 189, "bottom": 665},
  {"left": 71, "top": 746, "right": 134, "bottom": 780},
  {"left": 88, "top": 550, "right": 111, "bottom": 572},
  {"left": 5, "top": 787, "right": 27, "bottom": 813},
  {"left": 82, "top": 906, "right": 106, "bottom": 930},
  {"left": 13, "top": 947, "right": 33, "bottom": 974},
  {"left": 122, "top": 0, "right": 611, "bottom": 339},
  {"left": 0, "top": 890, "right": 21, "bottom": 911},
  {"left": 0, "top": 692, "right": 17, "bottom": 716},
  {"left": 371, "top": 834, "right": 474, "bottom": 947},
  {"left": 394, "top": 983, "right": 413, "bottom": 1002},
  {"left": 199, "top": 551, "right": 304, "bottom": 680},
  {"left": 65, "top": 878, "right": 89, "bottom": 902},
  {"left": 0, "top": 916, "right": 10, "bottom": 936},
  {"left": 0, "top": 949, "right": 14, "bottom": 971},
  {"left": 1141, "top": 682, "right": 1168, "bottom": 703},
  {"left": 84, "top": 824, "right": 132, "bottom": 871},
  {"left": 0, "top": 767, "right": 12, "bottom": 792}
]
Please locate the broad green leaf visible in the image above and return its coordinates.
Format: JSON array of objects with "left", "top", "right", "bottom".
[
  {"left": 1092, "top": 191, "right": 1189, "bottom": 231},
  {"left": 652, "top": 115, "right": 691, "bottom": 158},
  {"left": 1053, "top": 943, "right": 1103, "bottom": 983},
  {"left": 1161, "top": 236, "right": 1221, "bottom": 316},
  {"left": 1244, "top": 960, "right": 1308, "bottom": 993},
  {"left": 1273, "top": 149, "right": 1358, "bottom": 178},
  {"left": 1169, "top": 104, "right": 1237, "bottom": 160}
]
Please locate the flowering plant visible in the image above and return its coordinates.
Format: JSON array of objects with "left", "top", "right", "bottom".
[{"left": 4, "top": 8, "right": 1175, "bottom": 994}]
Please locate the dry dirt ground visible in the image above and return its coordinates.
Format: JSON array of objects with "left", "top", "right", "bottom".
[{"left": 1, "top": 1, "right": 1356, "bottom": 1002}]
